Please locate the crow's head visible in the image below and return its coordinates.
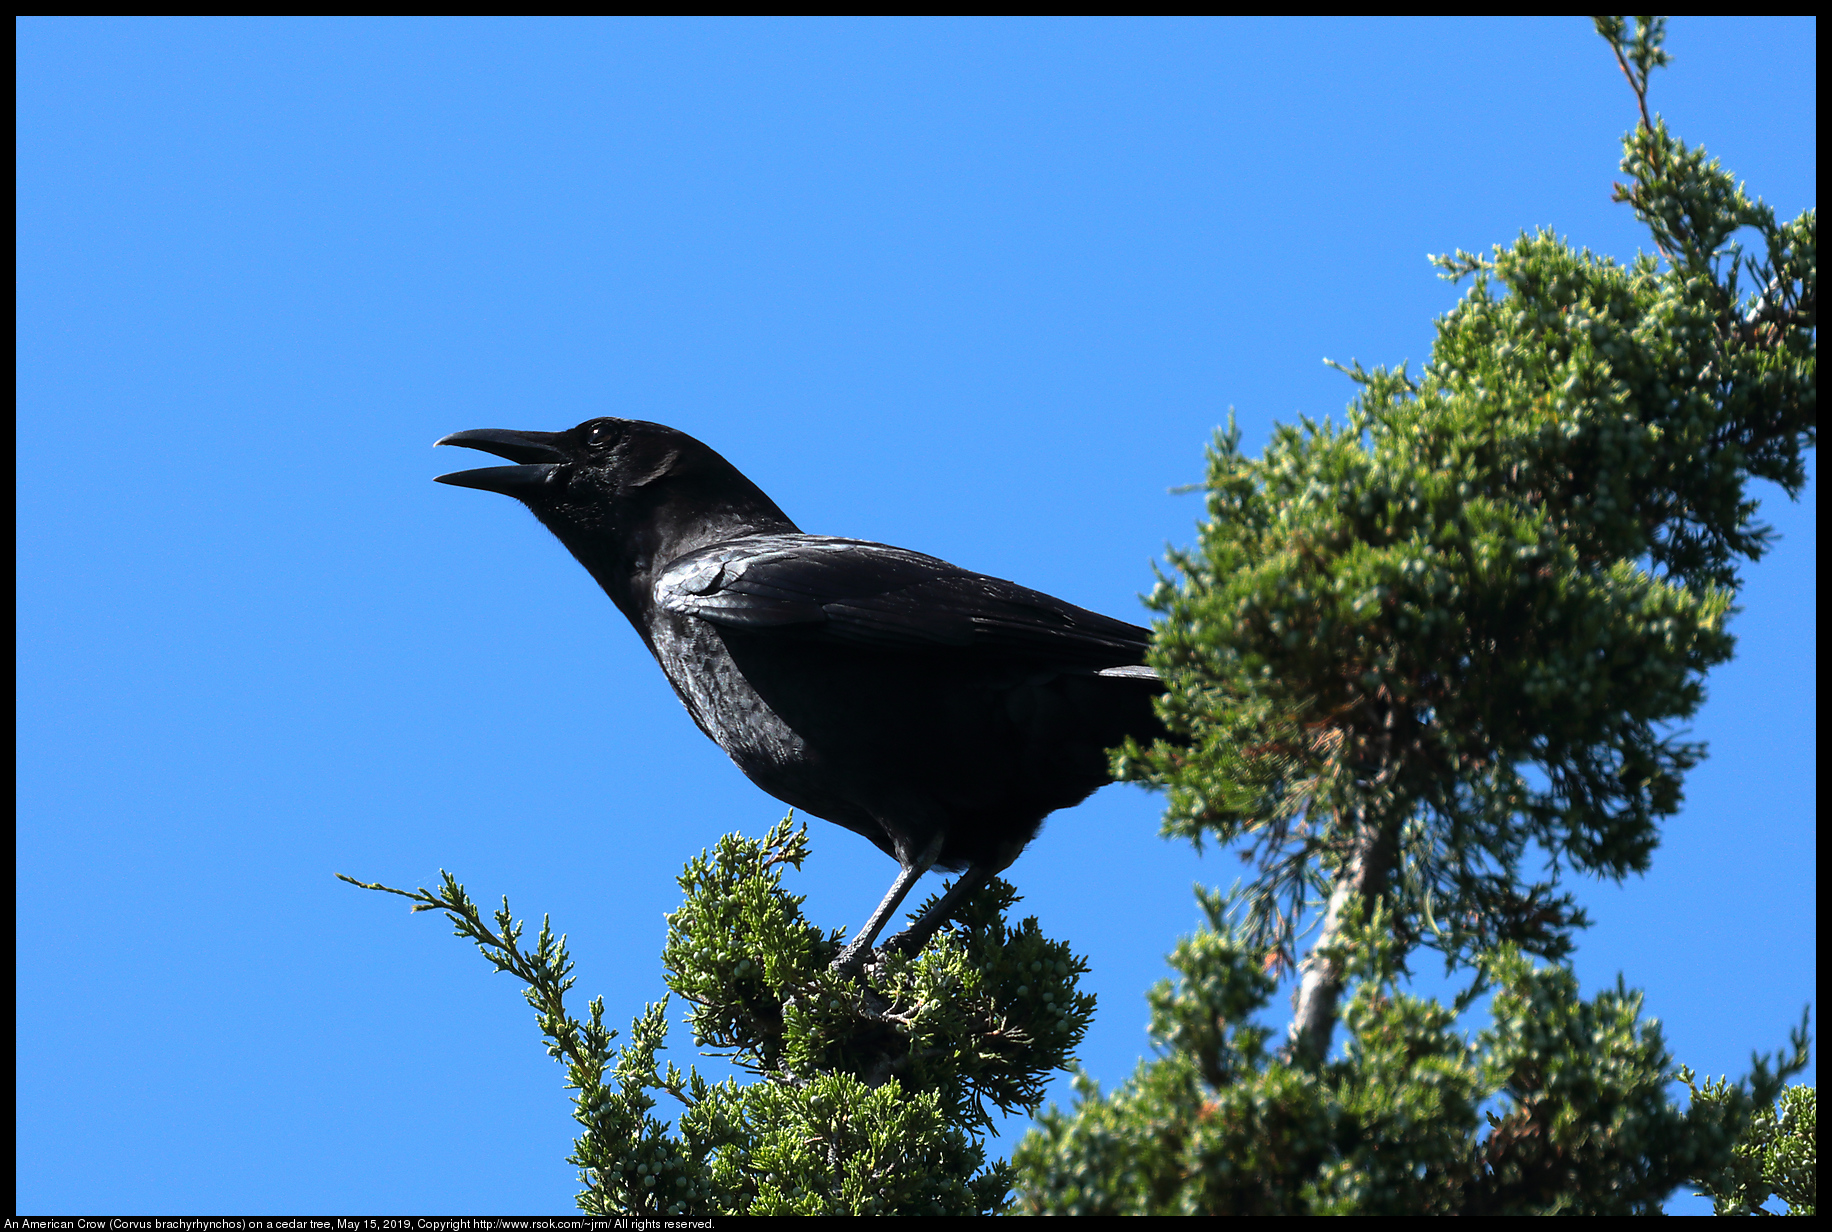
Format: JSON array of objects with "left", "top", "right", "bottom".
[
  {"left": 436, "top": 417, "right": 687, "bottom": 503},
  {"left": 436, "top": 417, "right": 795, "bottom": 595}
]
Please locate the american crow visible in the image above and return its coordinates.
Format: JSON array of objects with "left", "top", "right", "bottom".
[{"left": 436, "top": 418, "right": 1164, "bottom": 972}]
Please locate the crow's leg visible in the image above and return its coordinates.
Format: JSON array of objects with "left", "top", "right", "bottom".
[
  {"left": 881, "top": 858, "right": 1004, "bottom": 958},
  {"left": 831, "top": 834, "right": 944, "bottom": 975}
]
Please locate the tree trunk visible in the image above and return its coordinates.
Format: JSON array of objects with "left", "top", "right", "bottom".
[{"left": 1286, "top": 816, "right": 1396, "bottom": 1064}]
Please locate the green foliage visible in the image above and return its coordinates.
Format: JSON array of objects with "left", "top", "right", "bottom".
[
  {"left": 1019, "top": 16, "right": 1812, "bottom": 1214},
  {"left": 1690, "top": 1083, "right": 1816, "bottom": 1216},
  {"left": 661, "top": 817, "right": 1093, "bottom": 1135},
  {"left": 1012, "top": 896, "right": 1810, "bottom": 1215},
  {"left": 344, "top": 813, "right": 1094, "bottom": 1214},
  {"left": 1114, "top": 15, "right": 1812, "bottom": 975}
]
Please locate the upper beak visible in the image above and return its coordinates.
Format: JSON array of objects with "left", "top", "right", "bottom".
[{"left": 434, "top": 429, "right": 571, "bottom": 496}]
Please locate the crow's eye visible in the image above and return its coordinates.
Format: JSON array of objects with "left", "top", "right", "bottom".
[{"left": 587, "top": 422, "right": 617, "bottom": 448}]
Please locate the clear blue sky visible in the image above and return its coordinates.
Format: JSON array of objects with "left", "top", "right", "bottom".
[{"left": 17, "top": 16, "right": 1814, "bottom": 1214}]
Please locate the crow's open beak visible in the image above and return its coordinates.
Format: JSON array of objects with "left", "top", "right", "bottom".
[{"left": 435, "top": 429, "right": 571, "bottom": 496}]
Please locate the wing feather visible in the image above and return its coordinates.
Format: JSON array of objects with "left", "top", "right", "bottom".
[{"left": 656, "top": 534, "right": 1151, "bottom": 666}]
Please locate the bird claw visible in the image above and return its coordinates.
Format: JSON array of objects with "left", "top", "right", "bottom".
[{"left": 829, "top": 938, "right": 875, "bottom": 978}]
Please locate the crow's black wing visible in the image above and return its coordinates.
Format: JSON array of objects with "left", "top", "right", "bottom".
[{"left": 655, "top": 534, "right": 1152, "bottom": 667}]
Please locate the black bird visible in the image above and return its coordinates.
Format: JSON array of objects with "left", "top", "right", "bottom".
[{"left": 435, "top": 418, "right": 1165, "bottom": 972}]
